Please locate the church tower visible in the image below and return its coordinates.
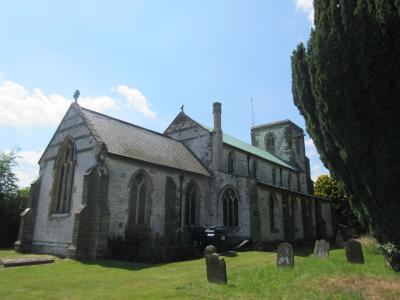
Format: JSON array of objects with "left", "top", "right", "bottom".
[{"left": 251, "top": 120, "right": 313, "bottom": 192}]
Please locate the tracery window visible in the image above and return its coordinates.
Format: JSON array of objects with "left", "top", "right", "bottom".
[
  {"left": 221, "top": 187, "right": 239, "bottom": 227},
  {"left": 185, "top": 181, "right": 199, "bottom": 225},
  {"left": 51, "top": 139, "right": 76, "bottom": 213},
  {"left": 129, "top": 171, "right": 151, "bottom": 224}
]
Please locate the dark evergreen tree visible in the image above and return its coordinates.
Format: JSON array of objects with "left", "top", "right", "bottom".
[
  {"left": 291, "top": 1, "right": 400, "bottom": 269},
  {"left": 0, "top": 151, "right": 29, "bottom": 247}
]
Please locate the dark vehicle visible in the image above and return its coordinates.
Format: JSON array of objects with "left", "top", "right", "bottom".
[{"left": 191, "top": 226, "right": 227, "bottom": 252}]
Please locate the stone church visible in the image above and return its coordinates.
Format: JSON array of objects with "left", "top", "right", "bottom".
[{"left": 15, "top": 102, "right": 334, "bottom": 259}]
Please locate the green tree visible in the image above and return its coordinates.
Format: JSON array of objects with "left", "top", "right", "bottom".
[
  {"left": 314, "top": 175, "right": 366, "bottom": 235},
  {"left": 0, "top": 151, "right": 30, "bottom": 247},
  {"left": 291, "top": 1, "right": 400, "bottom": 269}
]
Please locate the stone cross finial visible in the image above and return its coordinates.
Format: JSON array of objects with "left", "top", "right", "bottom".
[
  {"left": 180, "top": 105, "right": 184, "bottom": 112},
  {"left": 73, "top": 89, "right": 80, "bottom": 103}
]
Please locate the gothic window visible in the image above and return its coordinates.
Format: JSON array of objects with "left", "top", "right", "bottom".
[
  {"left": 185, "top": 181, "right": 199, "bottom": 226},
  {"left": 129, "top": 171, "right": 151, "bottom": 225},
  {"left": 288, "top": 173, "right": 292, "bottom": 190},
  {"left": 221, "top": 187, "right": 239, "bottom": 227},
  {"left": 165, "top": 177, "right": 178, "bottom": 236},
  {"left": 251, "top": 159, "right": 257, "bottom": 178},
  {"left": 266, "top": 133, "right": 275, "bottom": 153},
  {"left": 269, "top": 193, "right": 277, "bottom": 232},
  {"left": 51, "top": 138, "right": 76, "bottom": 213},
  {"left": 227, "top": 151, "right": 234, "bottom": 174}
]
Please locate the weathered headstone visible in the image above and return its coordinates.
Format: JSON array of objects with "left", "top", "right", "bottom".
[
  {"left": 314, "top": 239, "right": 330, "bottom": 258},
  {"left": 205, "top": 253, "right": 227, "bottom": 284},
  {"left": 345, "top": 239, "right": 364, "bottom": 264},
  {"left": 204, "top": 245, "right": 217, "bottom": 258},
  {"left": 335, "top": 230, "right": 344, "bottom": 248},
  {"left": 277, "top": 243, "right": 294, "bottom": 268}
]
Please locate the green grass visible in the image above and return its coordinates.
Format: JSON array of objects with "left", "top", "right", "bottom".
[{"left": 1, "top": 244, "right": 399, "bottom": 299}]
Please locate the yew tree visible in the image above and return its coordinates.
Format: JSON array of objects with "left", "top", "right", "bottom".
[{"left": 291, "top": 0, "right": 400, "bottom": 259}]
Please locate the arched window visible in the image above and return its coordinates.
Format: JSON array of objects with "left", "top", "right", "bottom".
[
  {"left": 221, "top": 187, "right": 239, "bottom": 227},
  {"left": 251, "top": 159, "right": 257, "bottom": 178},
  {"left": 269, "top": 193, "right": 277, "bottom": 231},
  {"left": 185, "top": 181, "right": 199, "bottom": 226},
  {"left": 129, "top": 171, "right": 151, "bottom": 225},
  {"left": 165, "top": 177, "right": 178, "bottom": 237},
  {"left": 227, "top": 151, "right": 234, "bottom": 174},
  {"left": 51, "top": 138, "right": 76, "bottom": 213},
  {"left": 266, "top": 133, "right": 275, "bottom": 153}
]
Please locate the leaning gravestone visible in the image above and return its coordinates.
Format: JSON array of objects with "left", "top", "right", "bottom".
[
  {"left": 335, "top": 230, "right": 344, "bottom": 248},
  {"left": 205, "top": 253, "right": 227, "bottom": 284},
  {"left": 277, "top": 243, "right": 294, "bottom": 268},
  {"left": 314, "top": 239, "right": 330, "bottom": 258},
  {"left": 345, "top": 239, "right": 364, "bottom": 264},
  {"left": 204, "top": 245, "right": 217, "bottom": 258}
]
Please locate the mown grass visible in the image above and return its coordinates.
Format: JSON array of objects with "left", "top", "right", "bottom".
[{"left": 1, "top": 242, "right": 399, "bottom": 299}]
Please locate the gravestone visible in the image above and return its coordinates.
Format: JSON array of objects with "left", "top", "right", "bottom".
[
  {"left": 0, "top": 256, "right": 55, "bottom": 268},
  {"left": 277, "top": 243, "right": 294, "bottom": 268},
  {"left": 205, "top": 253, "right": 227, "bottom": 284},
  {"left": 204, "top": 245, "right": 217, "bottom": 258},
  {"left": 335, "top": 230, "right": 344, "bottom": 248},
  {"left": 345, "top": 239, "right": 364, "bottom": 264},
  {"left": 314, "top": 239, "right": 330, "bottom": 258}
]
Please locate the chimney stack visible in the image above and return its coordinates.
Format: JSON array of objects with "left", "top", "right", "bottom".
[{"left": 212, "top": 102, "right": 223, "bottom": 171}]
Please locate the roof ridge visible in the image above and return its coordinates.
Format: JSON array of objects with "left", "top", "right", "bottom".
[
  {"left": 79, "top": 106, "right": 177, "bottom": 142},
  {"left": 197, "top": 122, "right": 297, "bottom": 171}
]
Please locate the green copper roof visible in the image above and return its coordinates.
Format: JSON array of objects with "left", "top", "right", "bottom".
[{"left": 201, "top": 124, "right": 297, "bottom": 171}]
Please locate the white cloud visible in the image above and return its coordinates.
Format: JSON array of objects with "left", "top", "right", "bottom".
[
  {"left": 303, "top": 137, "right": 329, "bottom": 180},
  {"left": 17, "top": 150, "right": 43, "bottom": 166},
  {"left": 305, "top": 138, "right": 318, "bottom": 158},
  {"left": 2, "top": 149, "right": 43, "bottom": 188},
  {"left": 310, "top": 163, "right": 327, "bottom": 181},
  {"left": 295, "top": 0, "right": 314, "bottom": 24},
  {"left": 116, "top": 85, "right": 155, "bottom": 118},
  {"left": 0, "top": 80, "right": 117, "bottom": 127},
  {"left": 15, "top": 150, "right": 43, "bottom": 187}
]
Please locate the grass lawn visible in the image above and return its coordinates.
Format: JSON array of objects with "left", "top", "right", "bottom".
[{"left": 1, "top": 240, "right": 400, "bottom": 299}]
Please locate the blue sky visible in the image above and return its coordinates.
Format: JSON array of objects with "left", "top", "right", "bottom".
[{"left": 0, "top": 0, "right": 327, "bottom": 187}]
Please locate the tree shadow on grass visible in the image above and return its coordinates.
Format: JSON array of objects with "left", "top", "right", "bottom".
[
  {"left": 78, "top": 256, "right": 203, "bottom": 272},
  {"left": 79, "top": 258, "right": 160, "bottom": 271}
]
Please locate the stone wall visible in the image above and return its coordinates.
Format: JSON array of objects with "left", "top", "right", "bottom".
[
  {"left": 212, "top": 172, "right": 251, "bottom": 242},
  {"left": 30, "top": 105, "right": 99, "bottom": 257},
  {"left": 105, "top": 156, "right": 211, "bottom": 239}
]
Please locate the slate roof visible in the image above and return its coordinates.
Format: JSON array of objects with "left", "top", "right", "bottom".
[
  {"left": 79, "top": 106, "right": 210, "bottom": 177},
  {"left": 200, "top": 124, "right": 297, "bottom": 171}
]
